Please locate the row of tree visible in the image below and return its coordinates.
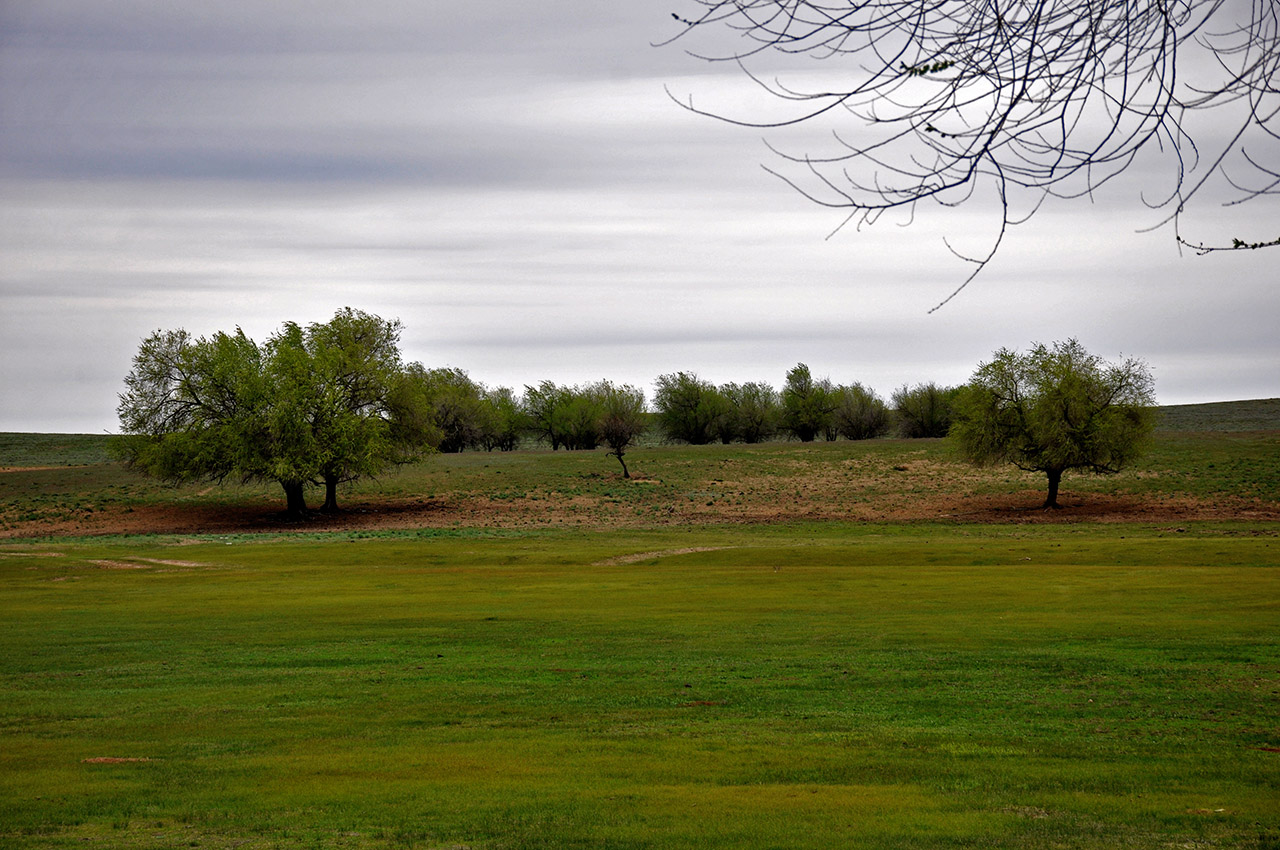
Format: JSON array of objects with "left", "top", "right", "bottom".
[
  {"left": 375, "top": 364, "right": 960, "bottom": 454},
  {"left": 114, "top": 309, "right": 436, "bottom": 516},
  {"left": 650, "top": 366, "right": 959, "bottom": 445},
  {"left": 116, "top": 309, "right": 1156, "bottom": 513},
  {"left": 113, "top": 310, "right": 654, "bottom": 514}
]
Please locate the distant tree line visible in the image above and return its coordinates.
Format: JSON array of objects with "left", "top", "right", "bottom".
[
  {"left": 412, "top": 365, "right": 960, "bottom": 452},
  {"left": 116, "top": 309, "right": 1153, "bottom": 513}
]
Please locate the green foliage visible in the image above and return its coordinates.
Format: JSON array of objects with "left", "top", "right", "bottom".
[
  {"left": 595, "top": 381, "right": 648, "bottom": 478},
  {"left": 780, "top": 363, "right": 836, "bottom": 442},
  {"left": 113, "top": 327, "right": 271, "bottom": 485},
  {"left": 951, "top": 339, "right": 1156, "bottom": 507},
  {"left": 899, "top": 58, "right": 956, "bottom": 76},
  {"left": 717, "top": 381, "right": 781, "bottom": 444},
  {"left": 477, "top": 385, "right": 527, "bottom": 451},
  {"left": 653, "top": 372, "right": 729, "bottom": 445},
  {"left": 892, "top": 381, "right": 959, "bottom": 438},
  {"left": 2, "top": 528, "right": 1277, "bottom": 848},
  {"left": 113, "top": 309, "right": 430, "bottom": 515},
  {"left": 1229, "top": 235, "right": 1280, "bottom": 249},
  {"left": 521, "top": 381, "right": 606, "bottom": 451},
  {"left": 833, "top": 382, "right": 891, "bottom": 440},
  {"left": 400, "top": 365, "right": 487, "bottom": 453}
]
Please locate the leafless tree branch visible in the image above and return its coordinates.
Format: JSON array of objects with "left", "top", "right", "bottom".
[{"left": 662, "top": 0, "right": 1280, "bottom": 282}]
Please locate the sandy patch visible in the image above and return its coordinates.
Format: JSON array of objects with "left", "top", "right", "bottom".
[{"left": 595, "top": 546, "right": 735, "bottom": 566}]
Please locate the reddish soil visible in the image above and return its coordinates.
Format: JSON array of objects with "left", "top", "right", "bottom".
[{"left": 4, "top": 487, "right": 1277, "bottom": 540}]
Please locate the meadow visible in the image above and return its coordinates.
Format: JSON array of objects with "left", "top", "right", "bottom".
[{"left": 1, "top": 404, "right": 1278, "bottom": 848}]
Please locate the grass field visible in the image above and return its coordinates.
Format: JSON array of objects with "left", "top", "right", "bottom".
[{"left": 2, "top": 403, "right": 1278, "bottom": 848}]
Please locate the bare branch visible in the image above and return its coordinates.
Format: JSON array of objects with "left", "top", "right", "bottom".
[{"left": 665, "top": 0, "right": 1280, "bottom": 289}]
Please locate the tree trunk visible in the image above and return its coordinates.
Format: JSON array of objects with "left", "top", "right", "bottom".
[
  {"left": 282, "top": 480, "right": 308, "bottom": 518},
  {"left": 612, "top": 449, "right": 630, "bottom": 479},
  {"left": 1043, "top": 469, "right": 1063, "bottom": 509},
  {"left": 322, "top": 475, "right": 339, "bottom": 513}
]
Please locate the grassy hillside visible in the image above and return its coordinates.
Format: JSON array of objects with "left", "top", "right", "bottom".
[
  {"left": 0, "top": 432, "right": 115, "bottom": 468},
  {"left": 1156, "top": 397, "right": 1280, "bottom": 432}
]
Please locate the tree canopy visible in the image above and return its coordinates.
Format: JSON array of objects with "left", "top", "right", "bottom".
[
  {"left": 653, "top": 372, "right": 730, "bottom": 445},
  {"left": 780, "top": 363, "right": 836, "bottom": 442},
  {"left": 665, "top": 0, "right": 1280, "bottom": 302},
  {"left": 893, "top": 383, "right": 959, "bottom": 439},
  {"left": 595, "top": 382, "right": 649, "bottom": 478},
  {"left": 950, "top": 339, "right": 1156, "bottom": 508},
  {"left": 114, "top": 309, "right": 434, "bottom": 516},
  {"left": 832, "top": 383, "right": 891, "bottom": 440}
]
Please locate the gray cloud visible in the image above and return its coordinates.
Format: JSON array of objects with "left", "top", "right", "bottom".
[{"left": 1, "top": 1, "right": 1276, "bottom": 433}]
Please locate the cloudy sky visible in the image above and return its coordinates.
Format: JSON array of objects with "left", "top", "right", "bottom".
[{"left": 2, "top": 1, "right": 1275, "bottom": 434}]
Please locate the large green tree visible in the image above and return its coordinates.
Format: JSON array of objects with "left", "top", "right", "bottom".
[
  {"left": 893, "top": 383, "right": 959, "bottom": 438},
  {"left": 951, "top": 339, "right": 1156, "bottom": 508},
  {"left": 719, "top": 381, "right": 780, "bottom": 444},
  {"left": 289, "top": 308, "right": 423, "bottom": 512},
  {"left": 522, "top": 382, "right": 605, "bottom": 451},
  {"left": 653, "top": 372, "right": 729, "bottom": 445},
  {"left": 780, "top": 364, "right": 836, "bottom": 442},
  {"left": 115, "top": 309, "right": 432, "bottom": 517}
]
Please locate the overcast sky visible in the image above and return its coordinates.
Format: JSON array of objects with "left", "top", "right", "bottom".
[{"left": 2, "top": 1, "right": 1276, "bottom": 434}]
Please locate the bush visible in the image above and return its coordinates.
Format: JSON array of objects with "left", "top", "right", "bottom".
[
  {"left": 653, "top": 372, "right": 730, "bottom": 445},
  {"left": 833, "top": 383, "right": 891, "bottom": 440},
  {"left": 781, "top": 364, "right": 836, "bottom": 442},
  {"left": 719, "top": 381, "right": 781, "bottom": 444},
  {"left": 892, "top": 382, "right": 959, "bottom": 438}
]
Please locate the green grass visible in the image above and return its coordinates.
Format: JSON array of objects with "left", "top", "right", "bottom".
[
  {"left": 1156, "top": 398, "right": 1280, "bottom": 432},
  {"left": 3, "top": 398, "right": 1278, "bottom": 532},
  {"left": 2, "top": 525, "right": 1278, "bottom": 848},
  {"left": 0, "top": 433, "right": 116, "bottom": 468},
  {"left": 1, "top": 401, "right": 1277, "bottom": 847}
]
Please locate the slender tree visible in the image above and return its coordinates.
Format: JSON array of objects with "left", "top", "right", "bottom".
[
  {"left": 595, "top": 382, "right": 649, "bottom": 478},
  {"left": 403, "top": 366, "right": 486, "bottom": 453},
  {"left": 720, "top": 381, "right": 781, "bottom": 443},
  {"left": 521, "top": 382, "right": 605, "bottom": 450},
  {"left": 951, "top": 339, "right": 1156, "bottom": 508},
  {"left": 477, "top": 386, "right": 526, "bottom": 451}
]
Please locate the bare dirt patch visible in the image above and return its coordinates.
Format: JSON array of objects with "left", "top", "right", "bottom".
[
  {"left": 594, "top": 547, "right": 735, "bottom": 566},
  {"left": 5, "top": 486, "right": 1274, "bottom": 540},
  {"left": 3, "top": 446, "right": 1277, "bottom": 539}
]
